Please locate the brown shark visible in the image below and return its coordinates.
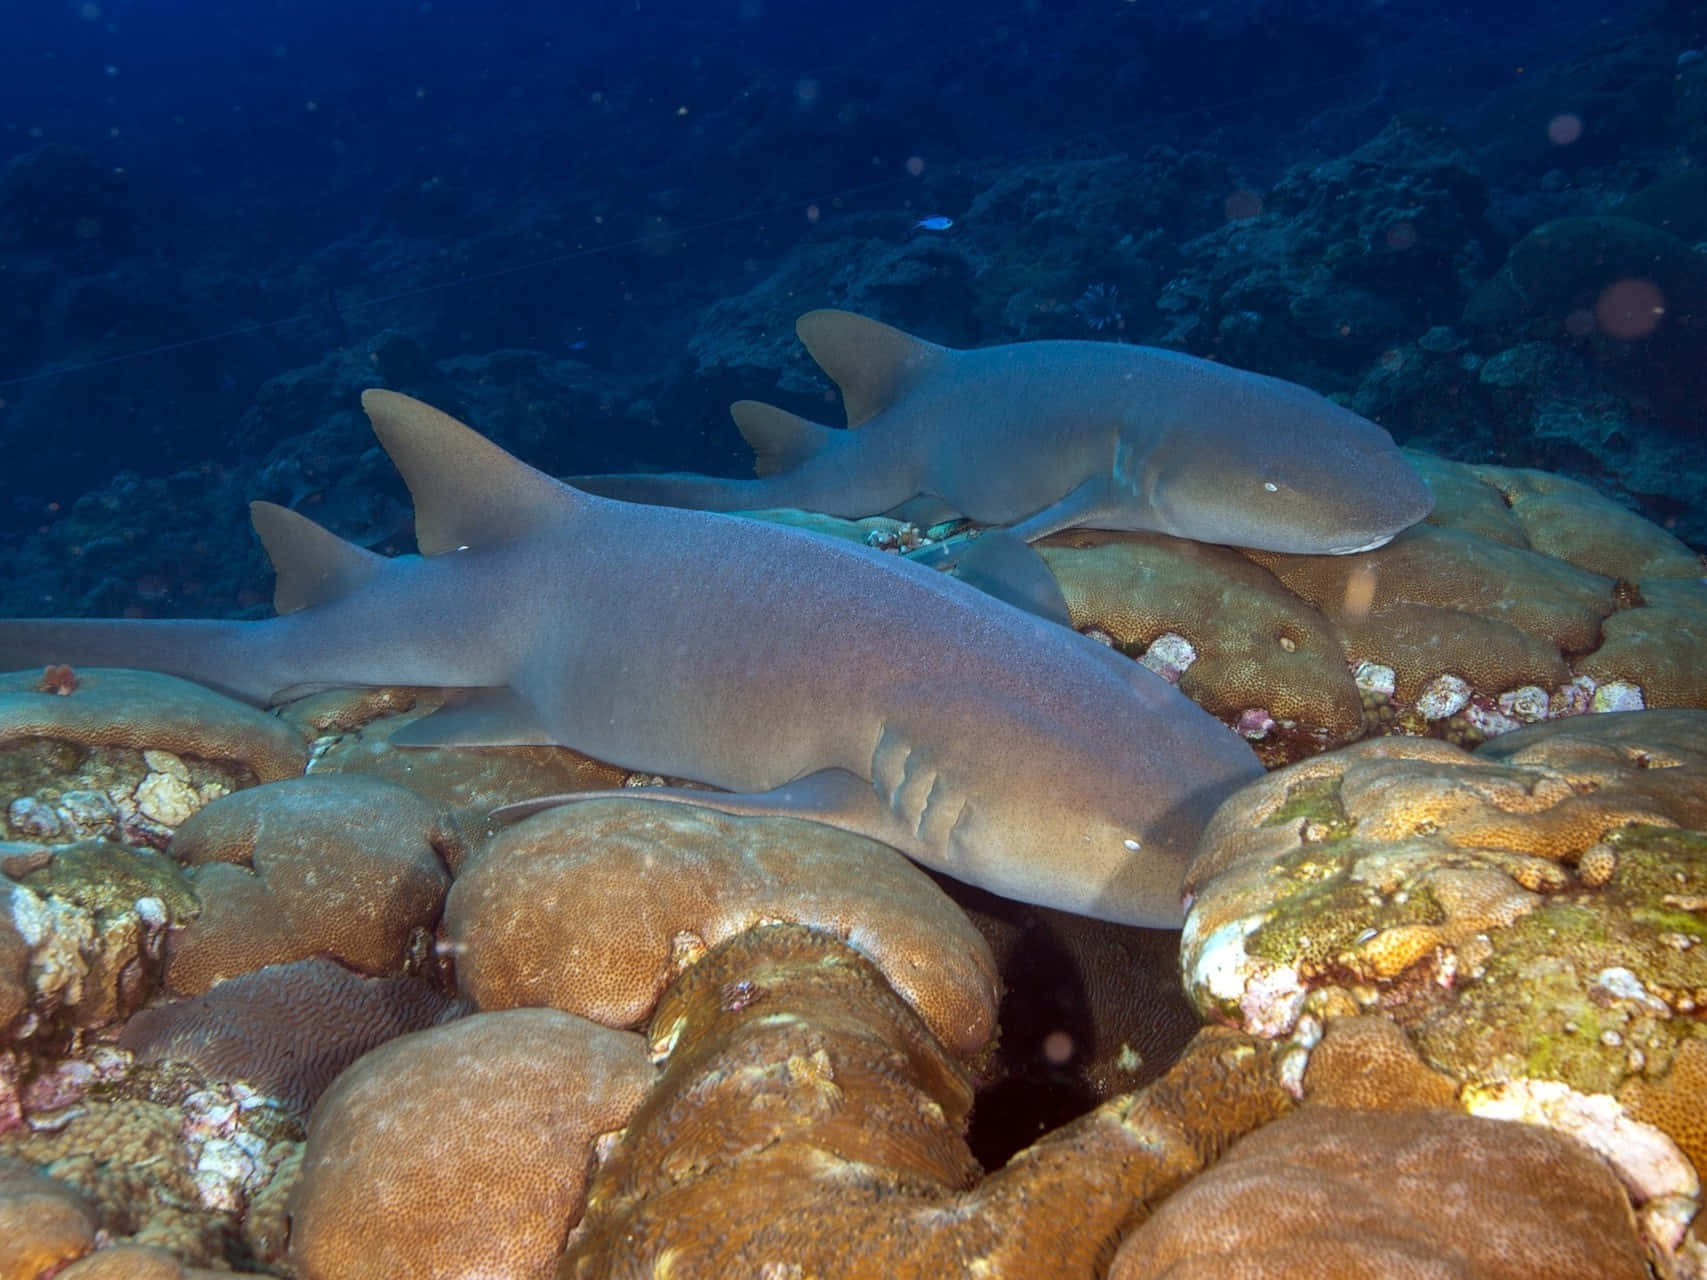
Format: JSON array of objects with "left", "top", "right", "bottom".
[
  {"left": 577, "top": 310, "right": 1434, "bottom": 555},
  {"left": 0, "top": 391, "right": 1264, "bottom": 927}
]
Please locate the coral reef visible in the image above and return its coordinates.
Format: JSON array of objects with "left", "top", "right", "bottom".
[
  {"left": 1180, "top": 708, "right": 1707, "bottom": 1248},
  {"left": 289, "top": 1008, "right": 654, "bottom": 1280},
  {"left": 562, "top": 927, "right": 1291, "bottom": 1277},
  {"left": 163, "top": 775, "right": 456, "bottom": 993},
  {"left": 119, "top": 958, "right": 466, "bottom": 1116},
  {"left": 446, "top": 797, "right": 1000, "bottom": 1056},
  {"left": 1108, "top": 1103, "right": 1649, "bottom": 1278}
]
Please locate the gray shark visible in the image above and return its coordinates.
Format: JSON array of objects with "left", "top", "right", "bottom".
[
  {"left": 577, "top": 310, "right": 1434, "bottom": 554},
  {"left": 0, "top": 391, "right": 1264, "bottom": 927}
]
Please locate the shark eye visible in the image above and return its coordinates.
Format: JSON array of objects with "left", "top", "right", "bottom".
[
  {"left": 1123, "top": 837, "right": 1142, "bottom": 851},
  {"left": 1262, "top": 481, "right": 1279, "bottom": 493}
]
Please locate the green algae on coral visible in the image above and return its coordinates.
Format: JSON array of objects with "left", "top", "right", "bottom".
[
  {"left": 1262, "top": 773, "right": 1355, "bottom": 840},
  {"left": 12, "top": 840, "right": 198, "bottom": 925}
]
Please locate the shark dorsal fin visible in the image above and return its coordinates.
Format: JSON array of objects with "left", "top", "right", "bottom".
[
  {"left": 730, "top": 400, "right": 836, "bottom": 477},
  {"left": 360, "top": 389, "right": 580, "bottom": 555},
  {"left": 249, "top": 501, "right": 389, "bottom": 615},
  {"left": 795, "top": 310, "right": 946, "bottom": 428}
]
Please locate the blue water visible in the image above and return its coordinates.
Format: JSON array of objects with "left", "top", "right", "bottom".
[{"left": 0, "top": 0, "right": 1694, "bottom": 617}]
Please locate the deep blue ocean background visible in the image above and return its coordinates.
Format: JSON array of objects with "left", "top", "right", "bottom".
[{"left": 1, "top": 0, "right": 1700, "bottom": 618}]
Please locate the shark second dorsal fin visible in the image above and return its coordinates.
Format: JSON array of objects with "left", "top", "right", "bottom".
[
  {"left": 729, "top": 400, "right": 836, "bottom": 477},
  {"left": 250, "top": 501, "right": 389, "bottom": 615},
  {"left": 360, "top": 389, "right": 580, "bottom": 555},
  {"left": 795, "top": 310, "right": 946, "bottom": 428}
]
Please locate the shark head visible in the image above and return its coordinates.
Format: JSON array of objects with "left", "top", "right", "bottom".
[{"left": 1131, "top": 361, "right": 1434, "bottom": 555}]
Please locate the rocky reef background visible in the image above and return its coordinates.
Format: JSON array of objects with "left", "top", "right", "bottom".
[{"left": 1, "top": 0, "right": 1702, "bottom": 619}]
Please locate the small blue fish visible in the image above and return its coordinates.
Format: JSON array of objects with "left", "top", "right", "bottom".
[{"left": 913, "top": 215, "right": 954, "bottom": 232}]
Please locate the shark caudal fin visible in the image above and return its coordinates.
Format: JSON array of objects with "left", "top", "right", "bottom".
[{"left": 794, "top": 310, "right": 948, "bottom": 427}]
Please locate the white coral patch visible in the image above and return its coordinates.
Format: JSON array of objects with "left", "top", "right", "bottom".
[
  {"left": 1591, "top": 967, "right": 1673, "bottom": 1016},
  {"left": 1415, "top": 673, "right": 1472, "bottom": 720},
  {"left": 135, "top": 767, "right": 204, "bottom": 826},
  {"left": 1497, "top": 685, "right": 1551, "bottom": 723},
  {"left": 1352, "top": 660, "right": 1396, "bottom": 697},
  {"left": 1140, "top": 632, "right": 1196, "bottom": 683},
  {"left": 1591, "top": 681, "right": 1645, "bottom": 713},
  {"left": 1184, "top": 914, "right": 1305, "bottom": 1037}
]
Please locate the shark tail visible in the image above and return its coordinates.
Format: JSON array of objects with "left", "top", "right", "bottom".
[{"left": 0, "top": 617, "right": 283, "bottom": 704}]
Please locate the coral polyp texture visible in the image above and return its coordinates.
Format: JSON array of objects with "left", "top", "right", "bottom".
[
  {"left": 289, "top": 1008, "right": 655, "bottom": 1280},
  {"left": 1107, "top": 1104, "right": 1649, "bottom": 1279},
  {"left": 1180, "top": 708, "right": 1707, "bottom": 1255},
  {"left": 447, "top": 797, "right": 1001, "bottom": 1055},
  {"left": 163, "top": 774, "right": 457, "bottom": 993},
  {"left": 561, "top": 927, "right": 1292, "bottom": 1278}
]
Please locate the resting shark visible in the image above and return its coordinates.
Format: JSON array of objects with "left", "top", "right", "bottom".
[
  {"left": 576, "top": 310, "right": 1434, "bottom": 554},
  {"left": 0, "top": 391, "right": 1264, "bottom": 927}
]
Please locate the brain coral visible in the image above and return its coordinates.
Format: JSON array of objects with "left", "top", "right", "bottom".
[
  {"left": 164, "top": 774, "right": 456, "bottom": 993},
  {"left": 118, "top": 957, "right": 465, "bottom": 1115},
  {"left": 446, "top": 797, "right": 999, "bottom": 1056},
  {"left": 1181, "top": 708, "right": 1707, "bottom": 1210},
  {"left": 289, "top": 1007, "right": 655, "bottom": 1280}
]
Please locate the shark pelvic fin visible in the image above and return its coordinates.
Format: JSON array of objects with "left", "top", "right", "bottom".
[
  {"left": 249, "top": 501, "right": 389, "bottom": 615},
  {"left": 795, "top": 310, "right": 946, "bottom": 428},
  {"left": 360, "top": 389, "right": 581, "bottom": 556},
  {"left": 730, "top": 400, "right": 837, "bottom": 477}
]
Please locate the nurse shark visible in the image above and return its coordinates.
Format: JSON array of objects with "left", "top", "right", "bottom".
[
  {"left": 576, "top": 310, "right": 1434, "bottom": 555},
  {"left": 0, "top": 391, "right": 1264, "bottom": 928}
]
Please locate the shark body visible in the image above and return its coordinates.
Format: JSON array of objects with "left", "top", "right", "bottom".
[
  {"left": 0, "top": 391, "right": 1264, "bottom": 927},
  {"left": 577, "top": 310, "right": 1434, "bottom": 554}
]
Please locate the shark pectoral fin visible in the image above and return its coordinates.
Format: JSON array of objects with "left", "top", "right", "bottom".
[
  {"left": 903, "top": 530, "right": 1072, "bottom": 626},
  {"left": 1000, "top": 475, "right": 1118, "bottom": 544},
  {"left": 360, "top": 389, "right": 582, "bottom": 555},
  {"left": 249, "top": 502, "right": 390, "bottom": 614},
  {"left": 492, "top": 767, "right": 900, "bottom": 837},
  {"left": 946, "top": 531, "right": 1072, "bottom": 626},
  {"left": 729, "top": 401, "right": 837, "bottom": 477},
  {"left": 795, "top": 310, "right": 948, "bottom": 427},
  {"left": 388, "top": 689, "right": 559, "bottom": 748}
]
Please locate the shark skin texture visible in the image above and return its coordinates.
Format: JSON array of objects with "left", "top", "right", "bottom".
[
  {"left": 575, "top": 310, "right": 1435, "bottom": 555},
  {"left": 0, "top": 391, "right": 1265, "bottom": 928}
]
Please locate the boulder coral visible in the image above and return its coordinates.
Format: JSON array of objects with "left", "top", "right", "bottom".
[
  {"left": 0, "top": 667, "right": 304, "bottom": 788},
  {"left": 1, "top": 668, "right": 307, "bottom": 850},
  {"left": 1108, "top": 1102, "right": 1649, "bottom": 1279},
  {"left": 164, "top": 774, "right": 457, "bottom": 994},
  {"left": 1180, "top": 709, "right": 1707, "bottom": 1235},
  {"left": 288, "top": 1008, "right": 655, "bottom": 1280},
  {"left": 562, "top": 927, "right": 1293, "bottom": 1278},
  {"left": 446, "top": 797, "right": 1000, "bottom": 1056},
  {"left": 0, "top": 1155, "right": 96, "bottom": 1279}
]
